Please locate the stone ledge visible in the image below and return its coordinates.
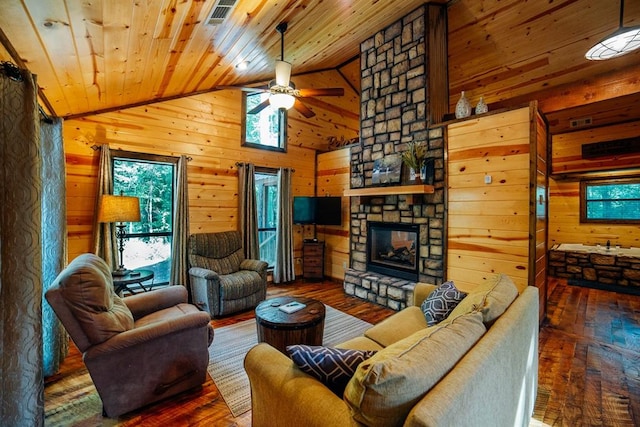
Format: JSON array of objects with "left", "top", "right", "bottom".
[{"left": 343, "top": 268, "right": 416, "bottom": 311}]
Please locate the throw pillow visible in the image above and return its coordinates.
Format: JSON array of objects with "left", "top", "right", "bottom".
[
  {"left": 286, "top": 345, "right": 377, "bottom": 395},
  {"left": 420, "top": 281, "right": 467, "bottom": 326}
]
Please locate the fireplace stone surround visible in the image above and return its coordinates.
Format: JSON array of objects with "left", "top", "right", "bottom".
[{"left": 343, "top": 4, "right": 447, "bottom": 310}]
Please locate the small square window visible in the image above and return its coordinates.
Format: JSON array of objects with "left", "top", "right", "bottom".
[{"left": 242, "top": 92, "right": 287, "bottom": 152}]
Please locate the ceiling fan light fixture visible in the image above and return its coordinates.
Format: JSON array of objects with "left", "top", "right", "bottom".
[
  {"left": 275, "top": 60, "right": 292, "bottom": 86},
  {"left": 586, "top": 0, "right": 640, "bottom": 60},
  {"left": 270, "top": 93, "right": 295, "bottom": 110}
]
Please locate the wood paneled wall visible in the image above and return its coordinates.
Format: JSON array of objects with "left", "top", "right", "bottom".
[
  {"left": 446, "top": 105, "right": 545, "bottom": 293},
  {"left": 549, "top": 121, "right": 640, "bottom": 248},
  {"left": 315, "top": 148, "right": 351, "bottom": 280},
  {"left": 64, "top": 70, "right": 359, "bottom": 267}
]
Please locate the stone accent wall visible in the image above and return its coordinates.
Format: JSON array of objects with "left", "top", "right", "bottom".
[
  {"left": 549, "top": 249, "right": 640, "bottom": 290},
  {"left": 344, "top": 4, "right": 447, "bottom": 310}
]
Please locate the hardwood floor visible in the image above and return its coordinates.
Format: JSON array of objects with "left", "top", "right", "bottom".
[{"left": 45, "top": 278, "right": 640, "bottom": 426}]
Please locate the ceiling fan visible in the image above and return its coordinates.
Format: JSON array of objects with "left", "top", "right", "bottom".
[{"left": 221, "top": 22, "right": 344, "bottom": 118}]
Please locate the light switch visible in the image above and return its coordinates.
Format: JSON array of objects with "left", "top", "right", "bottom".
[{"left": 484, "top": 175, "right": 492, "bottom": 184}]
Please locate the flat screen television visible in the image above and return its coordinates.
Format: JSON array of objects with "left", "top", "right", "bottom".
[{"left": 293, "top": 196, "right": 342, "bottom": 225}]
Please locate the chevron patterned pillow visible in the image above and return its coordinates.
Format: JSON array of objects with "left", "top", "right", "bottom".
[
  {"left": 286, "top": 345, "right": 377, "bottom": 395},
  {"left": 420, "top": 281, "right": 467, "bottom": 326}
]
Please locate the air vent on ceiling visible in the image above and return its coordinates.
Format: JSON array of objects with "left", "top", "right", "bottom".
[
  {"left": 570, "top": 117, "right": 592, "bottom": 128},
  {"left": 206, "top": 0, "right": 237, "bottom": 26}
]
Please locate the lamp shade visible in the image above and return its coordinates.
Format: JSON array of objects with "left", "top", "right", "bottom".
[
  {"left": 270, "top": 93, "right": 295, "bottom": 110},
  {"left": 585, "top": 26, "right": 640, "bottom": 60},
  {"left": 98, "top": 194, "right": 141, "bottom": 223}
]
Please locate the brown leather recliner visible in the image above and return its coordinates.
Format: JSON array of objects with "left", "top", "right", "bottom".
[
  {"left": 188, "top": 231, "right": 268, "bottom": 317},
  {"left": 45, "top": 253, "right": 214, "bottom": 418}
]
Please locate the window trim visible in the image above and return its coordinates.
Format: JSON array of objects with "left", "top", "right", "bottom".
[
  {"left": 241, "top": 92, "right": 288, "bottom": 153},
  {"left": 580, "top": 177, "right": 640, "bottom": 224}
]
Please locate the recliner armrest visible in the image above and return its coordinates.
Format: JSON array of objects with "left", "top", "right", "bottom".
[
  {"left": 84, "top": 310, "right": 213, "bottom": 360},
  {"left": 124, "top": 286, "right": 188, "bottom": 319},
  {"left": 239, "top": 259, "right": 268, "bottom": 274},
  {"left": 189, "top": 266, "right": 220, "bottom": 280}
]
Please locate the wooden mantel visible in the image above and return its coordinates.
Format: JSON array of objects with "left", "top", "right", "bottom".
[{"left": 344, "top": 184, "right": 434, "bottom": 204}]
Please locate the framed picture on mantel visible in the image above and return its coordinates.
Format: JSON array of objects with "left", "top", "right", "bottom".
[{"left": 372, "top": 154, "right": 402, "bottom": 185}]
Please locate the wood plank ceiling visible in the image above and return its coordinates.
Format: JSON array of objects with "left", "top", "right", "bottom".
[{"left": 0, "top": 0, "right": 639, "bottom": 132}]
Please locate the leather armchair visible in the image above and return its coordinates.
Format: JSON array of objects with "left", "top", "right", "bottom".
[
  {"left": 45, "top": 253, "right": 214, "bottom": 418},
  {"left": 188, "top": 231, "right": 268, "bottom": 317}
]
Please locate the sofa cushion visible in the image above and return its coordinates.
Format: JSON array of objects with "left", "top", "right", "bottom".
[
  {"left": 448, "top": 273, "right": 519, "bottom": 325},
  {"left": 420, "top": 281, "right": 467, "bottom": 326},
  {"left": 344, "top": 311, "right": 486, "bottom": 426},
  {"left": 286, "top": 345, "right": 377, "bottom": 395},
  {"left": 57, "top": 253, "right": 134, "bottom": 345},
  {"left": 364, "top": 306, "right": 428, "bottom": 348}
]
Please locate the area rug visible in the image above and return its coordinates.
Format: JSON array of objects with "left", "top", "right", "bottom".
[{"left": 207, "top": 305, "right": 372, "bottom": 417}]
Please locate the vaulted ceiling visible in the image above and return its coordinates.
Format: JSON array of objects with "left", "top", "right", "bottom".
[{"left": 1, "top": 0, "right": 639, "bottom": 131}]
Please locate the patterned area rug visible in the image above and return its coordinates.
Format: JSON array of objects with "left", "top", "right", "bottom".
[{"left": 207, "top": 305, "right": 372, "bottom": 417}]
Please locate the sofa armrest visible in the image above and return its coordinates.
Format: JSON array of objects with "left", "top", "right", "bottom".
[
  {"left": 412, "top": 282, "right": 438, "bottom": 307},
  {"left": 84, "top": 310, "right": 212, "bottom": 360},
  {"left": 124, "top": 286, "right": 188, "bottom": 319},
  {"left": 240, "top": 259, "right": 268, "bottom": 275},
  {"left": 245, "top": 343, "right": 356, "bottom": 427}
]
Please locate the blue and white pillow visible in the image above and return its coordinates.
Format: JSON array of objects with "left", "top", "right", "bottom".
[
  {"left": 286, "top": 345, "right": 377, "bottom": 395},
  {"left": 421, "top": 281, "right": 467, "bottom": 326}
]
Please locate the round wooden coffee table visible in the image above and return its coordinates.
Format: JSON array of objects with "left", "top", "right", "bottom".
[{"left": 255, "top": 296, "right": 326, "bottom": 354}]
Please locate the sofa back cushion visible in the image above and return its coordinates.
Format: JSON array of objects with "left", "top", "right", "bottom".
[
  {"left": 447, "top": 273, "right": 519, "bottom": 325},
  {"left": 343, "top": 311, "right": 486, "bottom": 426},
  {"left": 51, "top": 253, "right": 133, "bottom": 347},
  {"left": 188, "top": 231, "right": 244, "bottom": 274}
]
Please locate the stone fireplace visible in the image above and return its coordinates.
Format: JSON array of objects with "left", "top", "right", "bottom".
[
  {"left": 367, "top": 222, "right": 419, "bottom": 281},
  {"left": 343, "top": 4, "right": 447, "bottom": 310}
]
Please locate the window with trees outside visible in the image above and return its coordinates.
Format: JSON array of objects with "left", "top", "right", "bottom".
[
  {"left": 580, "top": 178, "right": 640, "bottom": 223},
  {"left": 112, "top": 151, "right": 177, "bottom": 286},
  {"left": 255, "top": 170, "right": 279, "bottom": 267},
  {"left": 242, "top": 92, "right": 287, "bottom": 152}
]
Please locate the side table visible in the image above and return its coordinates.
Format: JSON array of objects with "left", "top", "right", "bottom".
[
  {"left": 112, "top": 269, "right": 154, "bottom": 295},
  {"left": 255, "top": 296, "right": 326, "bottom": 354}
]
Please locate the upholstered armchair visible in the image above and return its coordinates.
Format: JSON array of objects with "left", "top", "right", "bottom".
[
  {"left": 188, "top": 231, "right": 268, "bottom": 318},
  {"left": 45, "top": 253, "right": 214, "bottom": 418}
]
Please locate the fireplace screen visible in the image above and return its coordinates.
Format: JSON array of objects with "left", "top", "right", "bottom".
[{"left": 367, "top": 222, "right": 419, "bottom": 281}]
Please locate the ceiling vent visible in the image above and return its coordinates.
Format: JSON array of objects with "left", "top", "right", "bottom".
[
  {"left": 206, "top": 0, "right": 237, "bottom": 26},
  {"left": 570, "top": 117, "right": 593, "bottom": 128}
]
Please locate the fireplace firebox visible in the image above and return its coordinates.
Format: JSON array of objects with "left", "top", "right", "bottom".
[{"left": 367, "top": 222, "right": 419, "bottom": 281}]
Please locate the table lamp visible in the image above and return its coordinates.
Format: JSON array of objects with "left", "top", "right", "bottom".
[{"left": 98, "top": 193, "right": 141, "bottom": 276}]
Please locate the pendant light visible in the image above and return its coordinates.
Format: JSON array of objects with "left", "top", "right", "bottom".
[
  {"left": 269, "top": 23, "right": 295, "bottom": 110},
  {"left": 585, "top": 0, "right": 640, "bottom": 60}
]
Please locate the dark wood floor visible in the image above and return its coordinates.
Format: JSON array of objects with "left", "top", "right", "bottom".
[{"left": 45, "top": 278, "right": 640, "bottom": 426}]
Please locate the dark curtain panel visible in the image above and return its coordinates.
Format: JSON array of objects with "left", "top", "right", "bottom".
[
  {"left": 91, "top": 144, "right": 117, "bottom": 268},
  {"left": 238, "top": 162, "right": 260, "bottom": 259},
  {"left": 274, "top": 168, "right": 295, "bottom": 283},
  {"left": 170, "top": 155, "right": 190, "bottom": 286}
]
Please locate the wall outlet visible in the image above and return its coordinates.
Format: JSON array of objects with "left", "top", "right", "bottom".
[{"left": 484, "top": 175, "right": 492, "bottom": 184}]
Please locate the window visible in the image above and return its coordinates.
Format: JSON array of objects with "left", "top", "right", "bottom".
[
  {"left": 242, "top": 92, "right": 287, "bottom": 152},
  {"left": 112, "top": 151, "right": 177, "bottom": 285},
  {"left": 580, "top": 178, "right": 640, "bottom": 223},
  {"left": 255, "top": 170, "right": 279, "bottom": 267}
]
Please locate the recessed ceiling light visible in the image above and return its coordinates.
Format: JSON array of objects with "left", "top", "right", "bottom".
[{"left": 235, "top": 61, "right": 250, "bottom": 70}]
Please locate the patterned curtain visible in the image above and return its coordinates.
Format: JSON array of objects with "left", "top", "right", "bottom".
[
  {"left": 40, "top": 117, "right": 69, "bottom": 377},
  {"left": 91, "top": 144, "right": 117, "bottom": 268},
  {"left": 0, "top": 62, "right": 44, "bottom": 425},
  {"left": 238, "top": 162, "right": 260, "bottom": 260},
  {"left": 274, "top": 168, "right": 295, "bottom": 283},
  {"left": 170, "top": 155, "right": 190, "bottom": 286}
]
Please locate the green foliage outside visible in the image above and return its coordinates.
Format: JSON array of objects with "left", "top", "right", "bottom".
[
  {"left": 245, "top": 93, "right": 281, "bottom": 147},
  {"left": 586, "top": 182, "right": 640, "bottom": 220}
]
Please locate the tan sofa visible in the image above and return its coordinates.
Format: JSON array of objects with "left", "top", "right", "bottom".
[{"left": 245, "top": 274, "right": 539, "bottom": 427}]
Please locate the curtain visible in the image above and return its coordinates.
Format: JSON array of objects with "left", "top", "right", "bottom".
[
  {"left": 274, "top": 168, "right": 295, "bottom": 283},
  {"left": 0, "top": 62, "right": 44, "bottom": 425},
  {"left": 40, "top": 117, "right": 69, "bottom": 377},
  {"left": 170, "top": 155, "right": 190, "bottom": 286},
  {"left": 238, "top": 162, "right": 260, "bottom": 260},
  {"left": 91, "top": 144, "right": 117, "bottom": 268}
]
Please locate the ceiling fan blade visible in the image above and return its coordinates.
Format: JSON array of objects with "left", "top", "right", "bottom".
[
  {"left": 293, "top": 99, "right": 315, "bottom": 118},
  {"left": 275, "top": 60, "right": 291, "bottom": 87},
  {"left": 297, "top": 88, "right": 345, "bottom": 97},
  {"left": 216, "top": 85, "right": 268, "bottom": 93},
  {"left": 248, "top": 99, "right": 271, "bottom": 115}
]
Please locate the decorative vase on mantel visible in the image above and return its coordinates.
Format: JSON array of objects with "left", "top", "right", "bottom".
[
  {"left": 476, "top": 96, "right": 488, "bottom": 114},
  {"left": 455, "top": 91, "right": 472, "bottom": 119}
]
